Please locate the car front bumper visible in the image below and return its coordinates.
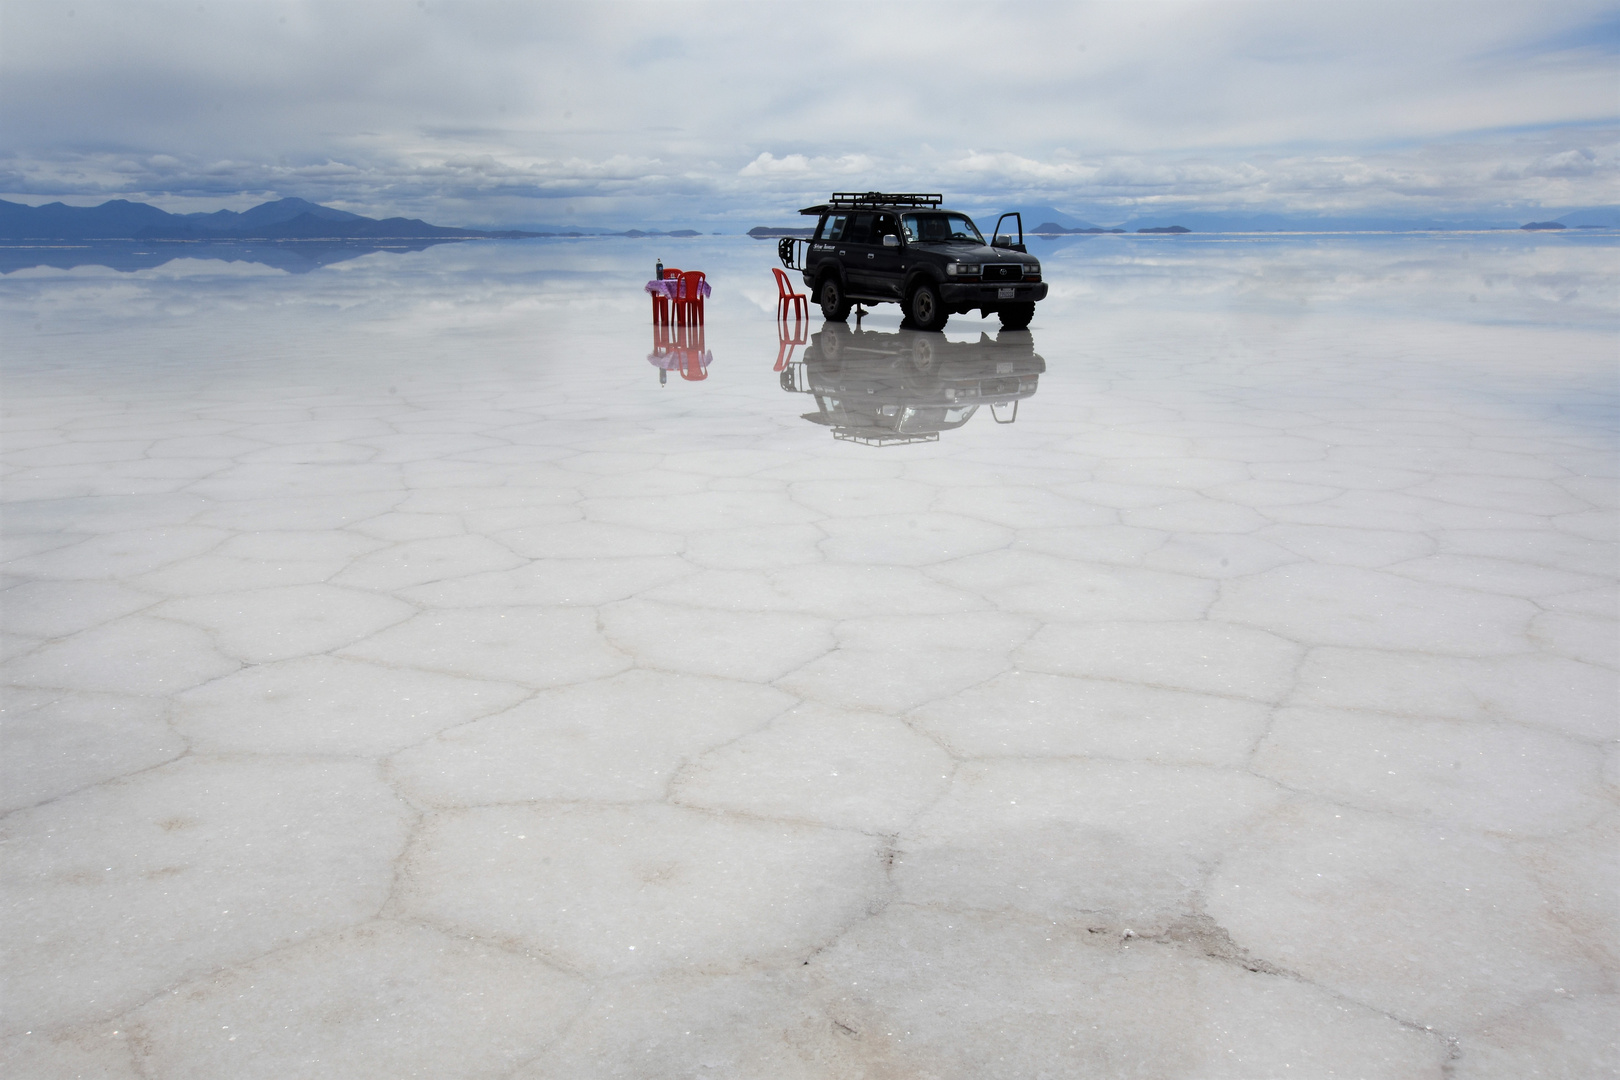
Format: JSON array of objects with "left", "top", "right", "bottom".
[{"left": 940, "top": 281, "right": 1049, "bottom": 305}]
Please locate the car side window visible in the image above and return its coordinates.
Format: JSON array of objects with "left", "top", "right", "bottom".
[
  {"left": 903, "top": 213, "right": 950, "bottom": 242},
  {"left": 844, "top": 213, "right": 874, "bottom": 244},
  {"left": 820, "top": 215, "right": 847, "bottom": 242},
  {"left": 875, "top": 214, "right": 899, "bottom": 242}
]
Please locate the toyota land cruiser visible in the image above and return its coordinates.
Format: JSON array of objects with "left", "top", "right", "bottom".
[{"left": 778, "top": 192, "right": 1047, "bottom": 331}]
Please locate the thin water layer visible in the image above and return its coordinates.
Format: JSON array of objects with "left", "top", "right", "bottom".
[{"left": 2, "top": 233, "right": 1616, "bottom": 1078}]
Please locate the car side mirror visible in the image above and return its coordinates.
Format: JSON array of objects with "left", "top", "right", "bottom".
[{"left": 882, "top": 234, "right": 900, "bottom": 247}]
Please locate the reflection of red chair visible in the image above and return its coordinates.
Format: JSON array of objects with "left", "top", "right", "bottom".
[
  {"left": 673, "top": 270, "right": 706, "bottom": 326},
  {"left": 651, "top": 267, "right": 682, "bottom": 325},
  {"left": 649, "top": 322, "right": 711, "bottom": 384},
  {"left": 772, "top": 267, "right": 807, "bottom": 322},
  {"left": 774, "top": 318, "right": 807, "bottom": 372}
]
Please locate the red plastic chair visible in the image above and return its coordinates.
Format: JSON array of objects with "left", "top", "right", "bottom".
[
  {"left": 673, "top": 270, "right": 706, "bottom": 327},
  {"left": 772, "top": 267, "right": 808, "bottom": 322},
  {"left": 651, "top": 267, "right": 682, "bottom": 325}
]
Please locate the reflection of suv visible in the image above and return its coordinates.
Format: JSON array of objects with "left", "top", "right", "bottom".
[
  {"left": 781, "top": 192, "right": 1047, "bottom": 332},
  {"left": 780, "top": 324, "right": 1045, "bottom": 445}
]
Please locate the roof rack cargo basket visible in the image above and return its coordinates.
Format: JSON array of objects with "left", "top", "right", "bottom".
[
  {"left": 833, "top": 430, "right": 941, "bottom": 446},
  {"left": 827, "top": 192, "right": 942, "bottom": 209}
]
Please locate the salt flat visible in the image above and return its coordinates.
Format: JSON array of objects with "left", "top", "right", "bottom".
[{"left": 2, "top": 233, "right": 1616, "bottom": 1078}]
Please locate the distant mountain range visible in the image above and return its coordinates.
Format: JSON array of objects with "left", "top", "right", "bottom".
[
  {"left": 965, "top": 204, "right": 1619, "bottom": 233},
  {"left": 0, "top": 197, "right": 541, "bottom": 241},
  {"left": 1006, "top": 206, "right": 1103, "bottom": 230},
  {"left": 1029, "top": 223, "right": 1126, "bottom": 235},
  {"left": 1541, "top": 207, "right": 1620, "bottom": 227},
  {"left": 9, "top": 195, "right": 1612, "bottom": 251},
  {"left": 1054, "top": 207, "right": 1619, "bottom": 232},
  {"left": 749, "top": 203, "right": 1620, "bottom": 237},
  {"left": 506, "top": 224, "right": 709, "bottom": 237},
  {"left": 0, "top": 239, "right": 451, "bottom": 276},
  {"left": 0, "top": 198, "right": 732, "bottom": 244}
]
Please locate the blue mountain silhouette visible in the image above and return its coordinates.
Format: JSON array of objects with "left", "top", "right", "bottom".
[{"left": 0, "top": 197, "right": 532, "bottom": 240}]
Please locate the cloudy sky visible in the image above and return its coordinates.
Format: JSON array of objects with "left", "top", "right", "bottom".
[{"left": 1, "top": 0, "right": 1615, "bottom": 227}]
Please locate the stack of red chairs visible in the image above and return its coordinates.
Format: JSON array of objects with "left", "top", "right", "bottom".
[{"left": 651, "top": 267, "right": 682, "bottom": 326}]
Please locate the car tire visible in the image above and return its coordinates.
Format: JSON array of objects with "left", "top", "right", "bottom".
[
  {"left": 907, "top": 281, "right": 948, "bottom": 331},
  {"left": 999, "top": 302, "right": 1035, "bottom": 330},
  {"left": 819, "top": 277, "right": 853, "bottom": 321}
]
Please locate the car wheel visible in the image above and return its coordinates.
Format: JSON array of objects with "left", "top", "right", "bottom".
[
  {"left": 819, "top": 277, "right": 853, "bottom": 321},
  {"left": 907, "top": 281, "right": 948, "bottom": 331},
  {"left": 999, "top": 302, "right": 1035, "bottom": 330}
]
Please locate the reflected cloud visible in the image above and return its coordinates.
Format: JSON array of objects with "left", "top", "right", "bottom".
[{"left": 779, "top": 323, "right": 1044, "bottom": 446}]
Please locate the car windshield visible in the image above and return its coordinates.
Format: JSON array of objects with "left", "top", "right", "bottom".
[{"left": 901, "top": 213, "right": 983, "bottom": 244}]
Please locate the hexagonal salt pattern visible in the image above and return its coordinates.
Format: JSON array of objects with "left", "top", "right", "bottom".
[{"left": 3, "top": 235, "right": 1614, "bottom": 1078}]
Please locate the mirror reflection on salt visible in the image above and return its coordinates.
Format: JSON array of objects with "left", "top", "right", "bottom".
[
  {"left": 3, "top": 231, "right": 1615, "bottom": 1079},
  {"left": 647, "top": 323, "right": 713, "bottom": 386},
  {"left": 776, "top": 324, "right": 1045, "bottom": 446}
]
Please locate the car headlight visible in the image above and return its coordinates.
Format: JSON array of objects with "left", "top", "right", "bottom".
[{"left": 946, "top": 263, "right": 980, "bottom": 276}]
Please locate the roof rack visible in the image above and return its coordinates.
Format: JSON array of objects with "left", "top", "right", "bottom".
[
  {"left": 799, "top": 192, "right": 944, "bottom": 215},
  {"left": 833, "top": 430, "right": 941, "bottom": 447},
  {"left": 830, "top": 192, "right": 942, "bottom": 209}
]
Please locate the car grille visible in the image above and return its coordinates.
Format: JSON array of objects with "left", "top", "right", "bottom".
[{"left": 982, "top": 264, "right": 1023, "bottom": 281}]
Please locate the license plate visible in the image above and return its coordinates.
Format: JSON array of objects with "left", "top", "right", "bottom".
[{"left": 997, "top": 287, "right": 1015, "bottom": 299}]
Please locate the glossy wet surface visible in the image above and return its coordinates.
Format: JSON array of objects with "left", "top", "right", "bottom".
[{"left": 3, "top": 233, "right": 1617, "bottom": 1078}]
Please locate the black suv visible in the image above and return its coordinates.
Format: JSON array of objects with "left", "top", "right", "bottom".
[{"left": 780, "top": 192, "right": 1047, "bottom": 331}]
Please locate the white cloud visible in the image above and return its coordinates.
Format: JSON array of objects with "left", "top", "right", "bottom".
[
  {"left": 0, "top": 0, "right": 1614, "bottom": 224},
  {"left": 740, "top": 153, "right": 811, "bottom": 176},
  {"left": 953, "top": 153, "right": 1100, "bottom": 184},
  {"left": 739, "top": 152, "right": 876, "bottom": 181}
]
